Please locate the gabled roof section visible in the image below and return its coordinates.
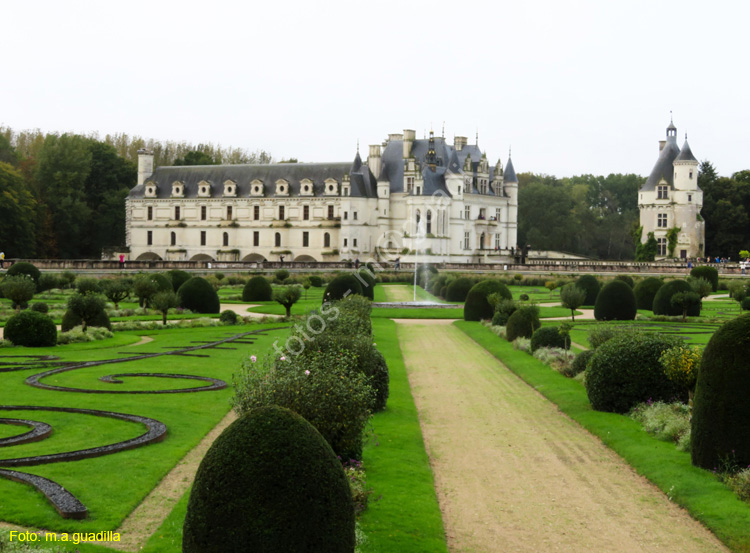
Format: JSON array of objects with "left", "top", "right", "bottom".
[
  {"left": 641, "top": 139, "right": 680, "bottom": 191},
  {"left": 675, "top": 139, "right": 697, "bottom": 162}
]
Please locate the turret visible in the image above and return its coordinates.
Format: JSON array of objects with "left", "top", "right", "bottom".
[
  {"left": 673, "top": 135, "right": 699, "bottom": 191},
  {"left": 137, "top": 148, "right": 154, "bottom": 186}
]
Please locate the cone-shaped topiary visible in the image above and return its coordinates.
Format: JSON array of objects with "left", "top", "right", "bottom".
[
  {"left": 690, "top": 266, "right": 719, "bottom": 292},
  {"left": 575, "top": 275, "right": 601, "bottom": 306},
  {"left": 167, "top": 269, "right": 192, "bottom": 292},
  {"left": 178, "top": 277, "right": 220, "bottom": 314},
  {"left": 505, "top": 306, "right": 541, "bottom": 341},
  {"left": 634, "top": 277, "right": 663, "bottom": 310},
  {"left": 323, "top": 274, "right": 363, "bottom": 303},
  {"left": 445, "top": 277, "right": 474, "bottom": 302},
  {"left": 183, "top": 406, "right": 355, "bottom": 553},
  {"left": 585, "top": 332, "right": 683, "bottom": 413},
  {"left": 652, "top": 279, "right": 700, "bottom": 317},
  {"left": 464, "top": 280, "right": 512, "bottom": 321},
  {"left": 5, "top": 310, "right": 57, "bottom": 347},
  {"left": 242, "top": 275, "right": 273, "bottom": 301},
  {"left": 530, "top": 326, "right": 570, "bottom": 352},
  {"left": 594, "top": 280, "right": 637, "bottom": 321},
  {"left": 691, "top": 314, "right": 750, "bottom": 470}
]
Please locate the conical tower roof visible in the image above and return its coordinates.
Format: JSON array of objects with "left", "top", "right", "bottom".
[{"left": 504, "top": 156, "right": 518, "bottom": 183}]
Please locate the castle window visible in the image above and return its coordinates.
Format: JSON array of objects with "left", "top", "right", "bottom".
[
  {"left": 464, "top": 232, "right": 470, "bottom": 250},
  {"left": 201, "top": 206, "right": 207, "bottom": 220},
  {"left": 324, "top": 232, "right": 330, "bottom": 248},
  {"left": 327, "top": 205, "right": 334, "bottom": 219},
  {"left": 353, "top": 238, "right": 358, "bottom": 247},
  {"left": 275, "top": 232, "right": 281, "bottom": 247},
  {"left": 657, "top": 238, "right": 667, "bottom": 256},
  {"left": 426, "top": 210, "right": 432, "bottom": 234},
  {"left": 147, "top": 231, "right": 152, "bottom": 246},
  {"left": 279, "top": 206, "right": 285, "bottom": 220},
  {"left": 223, "top": 232, "right": 229, "bottom": 247},
  {"left": 416, "top": 186, "right": 421, "bottom": 195},
  {"left": 171, "top": 232, "right": 176, "bottom": 246},
  {"left": 254, "top": 205, "right": 260, "bottom": 220},
  {"left": 657, "top": 185, "right": 669, "bottom": 199},
  {"left": 253, "top": 231, "right": 259, "bottom": 247},
  {"left": 689, "top": 171, "right": 693, "bottom": 179},
  {"left": 406, "top": 177, "right": 414, "bottom": 192},
  {"left": 458, "top": 186, "right": 462, "bottom": 195},
  {"left": 496, "top": 208, "right": 502, "bottom": 222},
  {"left": 688, "top": 194, "right": 692, "bottom": 202},
  {"left": 343, "top": 238, "right": 348, "bottom": 247},
  {"left": 353, "top": 212, "right": 358, "bottom": 220},
  {"left": 175, "top": 206, "right": 180, "bottom": 220},
  {"left": 303, "top": 231, "right": 309, "bottom": 247},
  {"left": 303, "top": 205, "right": 310, "bottom": 220},
  {"left": 200, "top": 231, "right": 206, "bottom": 246},
  {"left": 464, "top": 206, "right": 471, "bottom": 220},
  {"left": 495, "top": 233, "right": 501, "bottom": 249},
  {"left": 344, "top": 212, "right": 348, "bottom": 220},
  {"left": 657, "top": 213, "right": 668, "bottom": 228},
  {"left": 227, "top": 206, "right": 233, "bottom": 220},
  {"left": 147, "top": 206, "right": 153, "bottom": 220}
]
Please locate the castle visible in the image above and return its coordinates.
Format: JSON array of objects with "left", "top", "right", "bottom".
[
  {"left": 126, "top": 129, "right": 519, "bottom": 264},
  {"left": 638, "top": 119, "right": 705, "bottom": 259}
]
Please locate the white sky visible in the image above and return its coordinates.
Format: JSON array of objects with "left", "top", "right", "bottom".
[{"left": 3, "top": 0, "right": 748, "bottom": 178}]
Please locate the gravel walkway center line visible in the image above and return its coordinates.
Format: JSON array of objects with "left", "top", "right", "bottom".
[{"left": 396, "top": 320, "right": 729, "bottom": 553}]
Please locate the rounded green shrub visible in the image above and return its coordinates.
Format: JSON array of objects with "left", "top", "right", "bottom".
[
  {"left": 75, "top": 277, "right": 101, "bottom": 295},
  {"left": 570, "top": 349, "right": 594, "bottom": 377},
  {"left": 308, "top": 275, "right": 324, "bottom": 287},
  {"left": 742, "top": 297, "right": 750, "bottom": 311},
  {"left": 594, "top": 280, "right": 637, "bottom": 321},
  {"left": 575, "top": 275, "right": 600, "bottom": 306},
  {"left": 5, "top": 310, "right": 57, "bottom": 347},
  {"left": 30, "top": 302, "right": 49, "bottom": 314},
  {"left": 323, "top": 274, "right": 363, "bottom": 303},
  {"left": 61, "top": 307, "right": 112, "bottom": 332},
  {"left": 183, "top": 406, "right": 355, "bottom": 553},
  {"left": 38, "top": 273, "right": 62, "bottom": 292},
  {"left": 178, "top": 277, "right": 221, "bottom": 314},
  {"left": 220, "top": 310, "right": 239, "bottom": 325},
  {"left": 653, "top": 279, "right": 700, "bottom": 317},
  {"left": 275, "top": 269, "right": 290, "bottom": 282},
  {"left": 614, "top": 275, "right": 635, "bottom": 288},
  {"left": 445, "top": 277, "right": 474, "bottom": 302},
  {"left": 242, "top": 276, "right": 273, "bottom": 302},
  {"left": 464, "top": 280, "right": 512, "bottom": 321},
  {"left": 356, "top": 270, "right": 376, "bottom": 300},
  {"left": 151, "top": 273, "right": 173, "bottom": 293},
  {"left": 690, "top": 266, "right": 719, "bottom": 292},
  {"left": 505, "top": 306, "right": 541, "bottom": 341},
  {"left": 167, "top": 269, "right": 192, "bottom": 292},
  {"left": 530, "top": 326, "right": 570, "bottom": 352},
  {"left": 7, "top": 262, "right": 41, "bottom": 288},
  {"left": 585, "top": 332, "right": 683, "bottom": 413},
  {"left": 691, "top": 314, "right": 750, "bottom": 470},
  {"left": 634, "top": 277, "right": 663, "bottom": 310}
]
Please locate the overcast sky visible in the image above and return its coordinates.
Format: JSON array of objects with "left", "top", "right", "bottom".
[{"left": 3, "top": 0, "right": 748, "bottom": 178}]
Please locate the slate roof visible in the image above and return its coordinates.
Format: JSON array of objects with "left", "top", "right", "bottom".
[
  {"left": 640, "top": 135, "right": 680, "bottom": 192},
  {"left": 675, "top": 139, "right": 697, "bottom": 162},
  {"left": 504, "top": 157, "right": 518, "bottom": 183},
  {"left": 129, "top": 162, "right": 355, "bottom": 199}
]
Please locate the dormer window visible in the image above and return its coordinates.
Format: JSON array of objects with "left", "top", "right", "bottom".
[
  {"left": 300, "top": 179, "right": 314, "bottom": 196},
  {"left": 324, "top": 178, "right": 338, "bottom": 196},
  {"left": 145, "top": 181, "right": 157, "bottom": 198},
  {"left": 171, "top": 181, "right": 184, "bottom": 197},
  {"left": 250, "top": 179, "right": 264, "bottom": 196},
  {"left": 657, "top": 185, "right": 669, "bottom": 200},
  {"left": 198, "top": 180, "right": 212, "bottom": 197},
  {"left": 275, "top": 179, "right": 289, "bottom": 196},
  {"left": 223, "top": 179, "right": 237, "bottom": 197}
]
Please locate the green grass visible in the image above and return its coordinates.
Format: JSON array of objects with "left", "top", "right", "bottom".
[
  {"left": 358, "top": 319, "right": 448, "bottom": 553},
  {"left": 455, "top": 321, "right": 750, "bottom": 553},
  {"left": 565, "top": 319, "right": 723, "bottom": 349},
  {"left": 0, "top": 324, "right": 288, "bottom": 533}
]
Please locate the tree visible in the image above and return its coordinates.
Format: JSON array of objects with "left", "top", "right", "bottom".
[
  {"left": 101, "top": 278, "right": 131, "bottom": 309},
  {"left": 0, "top": 134, "right": 19, "bottom": 165},
  {"left": 635, "top": 231, "right": 657, "bottom": 261},
  {"left": 67, "top": 293, "right": 106, "bottom": 331},
  {"left": 273, "top": 286, "right": 302, "bottom": 317},
  {"left": 0, "top": 275, "right": 36, "bottom": 312},
  {"left": 688, "top": 277, "right": 712, "bottom": 306},
  {"left": 670, "top": 291, "right": 701, "bottom": 322},
  {"left": 133, "top": 276, "right": 159, "bottom": 308},
  {"left": 0, "top": 162, "right": 37, "bottom": 257},
  {"left": 666, "top": 227, "right": 680, "bottom": 258},
  {"left": 560, "top": 284, "right": 586, "bottom": 321},
  {"left": 174, "top": 151, "right": 216, "bottom": 166},
  {"left": 151, "top": 290, "right": 179, "bottom": 325},
  {"left": 728, "top": 281, "right": 747, "bottom": 313}
]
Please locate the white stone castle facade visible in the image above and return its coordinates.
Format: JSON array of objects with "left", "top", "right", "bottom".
[
  {"left": 638, "top": 119, "right": 705, "bottom": 259},
  {"left": 126, "top": 129, "right": 519, "bottom": 264}
]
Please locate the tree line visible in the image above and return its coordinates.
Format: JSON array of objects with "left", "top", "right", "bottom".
[{"left": 0, "top": 127, "right": 274, "bottom": 259}]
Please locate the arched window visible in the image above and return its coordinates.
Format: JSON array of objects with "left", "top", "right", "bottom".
[
  {"left": 324, "top": 232, "right": 330, "bottom": 248},
  {"left": 275, "top": 232, "right": 281, "bottom": 247},
  {"left": 223, "top": 232, "right": 229, "bottom": 247},
  {"left": 170, "top": 232, "right": 176, "bottom": 246},
  {"left": 415, "top": 209, "right": 421, "bottom": 234},
  {"left": 426, "top": 210, "right": 432, "bottom": 234}
]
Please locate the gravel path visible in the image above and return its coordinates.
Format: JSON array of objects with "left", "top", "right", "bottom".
[{"left": 397, "top": 320, "right": 729, "bottom": 553}]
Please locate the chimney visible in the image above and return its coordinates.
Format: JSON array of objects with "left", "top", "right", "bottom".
[
  {"left": 368, "top": 145, "right": 381, "bottom": 177},
  {"left": 659, "top": 140, "right": 666, "bottom": 153},
  {"left": 137, "top": 148, "right": 154, "bottom": 186},
  {"left": 403, "top": 129, "right": 416, "bottom": 158},
  {"left": 388, "top": 133, "right": 404, "bottom": 143},
  {"left": 454, "top": 136, "right": 467, "bottom": 151}
]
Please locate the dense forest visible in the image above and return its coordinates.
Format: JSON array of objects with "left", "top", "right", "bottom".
[{"left": 0, "top": 126, "right": 746, "bottom": 260}]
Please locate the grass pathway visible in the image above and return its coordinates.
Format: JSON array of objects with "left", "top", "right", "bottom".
[
  {"left": 396, "top": 320, "right": 728, "bottom": 553},
  {"left": 382, "top": 284, "right": 420, "bottom": 302}
]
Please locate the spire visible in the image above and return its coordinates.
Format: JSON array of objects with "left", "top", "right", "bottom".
[
  {"left": 442, "top": 121, "right": 445, "bottom": 138},
  {"left": 676, "top": 137, "right": 698, "bottom": 162},
  {"left": 476, "top": 129, "right": 479, "bottom": 146},
  {"left": 666, "top": 114, "right": 677, "bottom": 143},
  {"left": 504, "top": 152, "right": 518, "bottom": 183},
  {"left": 351, "top": 148, "right": 362, "bottom": 173}
]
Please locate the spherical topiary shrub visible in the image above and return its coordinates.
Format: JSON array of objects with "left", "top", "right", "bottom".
[
  {"left": 183, "top": 406, "right": 355, "bottom": 553},
  {"left": 652, "top": 279, "right": 700, "bottom": 317},
  {"left": 308, "top": 275, "right": 324, "bottom": 287},
  {"left": 691, "top": 314, "right": 750, "bottom": 470},
  {"left": 585, "top": 332, "right": 683, "bottom": 413},
  {"left": 220, "top": 310, "right": 239, "bottom": 325},
  {"left": 30, "top": 302, "right": 49, "bottom": 314},
  {"left": 570, "top": 349, "right": 594, "bottom": 377},
  {"left": 614, "top": 275, "right": 635, "bottom": 288},
  {"left": 7, "top": 262, "right": 41, "bottom": 289},
  {"left": 575, "top": 274, "right": 601, "bottom": 306},
  {"left": 167, "top": 269, "right": 192, "bottom": 292},
  {"left": 323, "top": 274, "right": 363, "bottom": 303},
  {"left": 151, "top": 273, "right": 174, "bottom": 293},
  {"left": 445, "top": 277, "right": 474, "bottom": 302},
  {"left": 741, "top": 297, "right": 750, "bottom": 311},
  {"left": 530, "top": 326, "right": 570, "bottom": 352},
  {"left": 5, "top": 310, "right": 57, "bottom": 347},
  {"left": 178, "top": 277, "right": 221, "bottom": 314},
  {"left": 505, "top": 306, "right": 541, "bottom": 342},
  {"left": 464, "top": 280, "right": 512, "bottom": 321},
  {"left": 634, "top": 277, "right": 663, "bottom": 310},
  {"left": 594, "top": 280, "right": 637, "bottom": 321},
  {"left": 690, "top": 266, "right": 719, "bottom": 292},
  {"left": 242, "top": 276, "right": 273, "bottom": 302}
]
